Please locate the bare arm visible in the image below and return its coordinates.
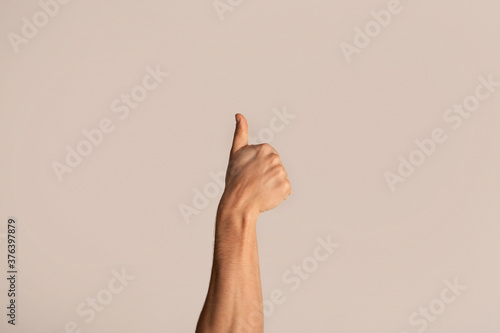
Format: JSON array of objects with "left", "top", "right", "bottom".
[{"left": 196, "top": 114, "right": 291, "bottom": 333}]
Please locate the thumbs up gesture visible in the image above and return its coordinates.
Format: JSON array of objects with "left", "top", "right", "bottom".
[{"left": 220, "top": 113, "right": 292, "bottom": 218}]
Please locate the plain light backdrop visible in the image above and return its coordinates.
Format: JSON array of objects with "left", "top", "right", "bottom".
[{"left": 1, "top": 0, "right": 499, "bottom": 332}]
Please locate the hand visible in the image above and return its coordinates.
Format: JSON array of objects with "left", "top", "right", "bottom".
[{"left": 220, "top": 113, "right": 292, "bottom": 218}]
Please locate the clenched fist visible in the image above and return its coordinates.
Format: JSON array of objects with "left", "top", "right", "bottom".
[{"left": 220, "top": 113, "right": 292, "bottom": 218}]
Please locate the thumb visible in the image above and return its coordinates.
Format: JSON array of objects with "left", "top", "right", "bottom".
[{"left": 230, "top": 113, "right": 248, "bottom": 157}]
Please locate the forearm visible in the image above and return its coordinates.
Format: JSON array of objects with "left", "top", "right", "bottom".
[{"left": 196, "top": 200, "right": 263, "bottom": 333}]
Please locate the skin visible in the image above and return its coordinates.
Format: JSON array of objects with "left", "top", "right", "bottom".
[{"left": 196, "top": 113, "right": 292, "bottom": 333}]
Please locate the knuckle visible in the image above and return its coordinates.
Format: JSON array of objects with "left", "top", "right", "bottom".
[
  {"left": 260, "top": 143, "right": 273, "bottom": 152},
  {"left": 270, "top": 153, "right": 281, "bottom": 164},
  {"left": 278, "top": 165, "right": 287, "bottom": 176},
  {"left": 280, "top": 180, "right": 291, "bottom": 193},
  {"left": 272, "top": 164, "right": 285, "bottom": 176}
]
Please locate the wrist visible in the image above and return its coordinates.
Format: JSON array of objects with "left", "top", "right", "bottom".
[
  {"left": 214, "top": 194, "right": 260, "bottom": 260},
  {"left": 217, "top": 191, "right": 260, "bottom": 224}
]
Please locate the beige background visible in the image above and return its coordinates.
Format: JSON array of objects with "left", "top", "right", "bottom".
[{"left": 1, "top": 0, "right": 499, "bottom": 332}]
